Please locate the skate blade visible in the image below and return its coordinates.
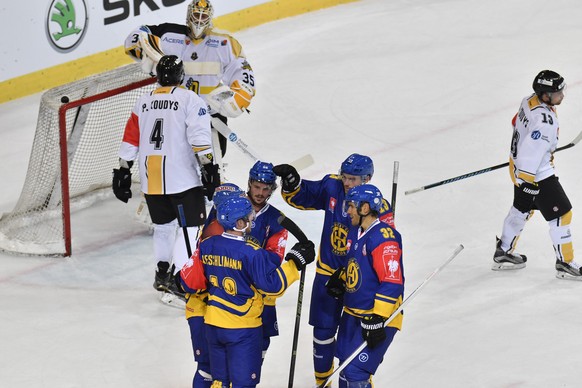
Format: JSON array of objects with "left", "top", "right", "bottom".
[
  {"left": 556, "top": 271, "right": 582, "bottom": 281},
  {"left": 491, "top": 262, "right": 526, "bottom": 271},
  {"left": 159, "top": 292, "right": 186, "bottom": 309}
]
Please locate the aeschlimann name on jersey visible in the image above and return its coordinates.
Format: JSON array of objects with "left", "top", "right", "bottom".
[{"left": 201, "top": 254, "right": 243, "bottom": 270}]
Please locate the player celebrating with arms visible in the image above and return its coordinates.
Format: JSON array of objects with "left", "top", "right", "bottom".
[{"left": 273, "top": 154, "right": 394, "bottom": 387}]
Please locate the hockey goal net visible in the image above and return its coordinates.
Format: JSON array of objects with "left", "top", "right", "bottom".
[{"left": 0, "top": 63, "right": 155, "bottom": 257}]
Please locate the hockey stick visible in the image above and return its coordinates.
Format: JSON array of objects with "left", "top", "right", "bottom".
[
  {"left": 277, "top": 215, "right": 309, "bottom": 388},
  {"left": 318, "top": 244, "right": 465, "bottom": 388},
  {"left": 405, "top": 129, "right": 582, "bottom": 195},
  {"left": 177, "top": 204, "right": 193, "bottom": 258},
  {"left": 391, "top": 161, "right": 400, "bottom": 216},
  {"left": 211, "top": 117, "right": 262, "bottom": 162}
]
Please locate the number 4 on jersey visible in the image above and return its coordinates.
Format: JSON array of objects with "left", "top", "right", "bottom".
[{"left": 150, "top": 118, "right": 164, "bottom": 150}]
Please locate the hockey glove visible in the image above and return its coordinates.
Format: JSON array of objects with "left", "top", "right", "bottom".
[
  {"left": 361, "top": 314, "right": 387, "bottom": 349},
  {"left": 112, "top": 167, "right": 132, "bottom": 203},
  {"left": 273, "top": 164, "right": 301, "bottom": 192},
  {"left": 201, "top": 163, "right": 221, "bottom": 201},
  {"left": 207, "top": 81, "right": 254, "bottom": 118},
  {"left": 285, "top": 241, "right": 316, "bottom": 271},
  {"left": 325, "top": 267, "right": 346, "bottom": 299}
]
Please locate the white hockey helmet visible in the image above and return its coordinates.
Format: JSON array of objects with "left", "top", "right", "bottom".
[{"left": 187, "top": 0, "right": 214, "bottom": 40}]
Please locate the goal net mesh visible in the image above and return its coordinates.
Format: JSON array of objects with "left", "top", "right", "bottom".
[{"left": 0, "top": 63, "right": 155, "bottom": 256}]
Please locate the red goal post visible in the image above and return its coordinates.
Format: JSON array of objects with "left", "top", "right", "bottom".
[{"left": 0, "top": 64, "right": 156, "bottom": 257}]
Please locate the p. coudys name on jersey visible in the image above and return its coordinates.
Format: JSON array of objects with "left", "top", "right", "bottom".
[{"left": 144, "top": 99, "right": 180, "bottom": 111}]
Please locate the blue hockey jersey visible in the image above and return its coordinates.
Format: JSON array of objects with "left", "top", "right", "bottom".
[
  {"left": 282, "top": 174, "right": 394, "bottom": 275},
  {"left": 343, "top": 219, "right": 404, "bottom": 330}
]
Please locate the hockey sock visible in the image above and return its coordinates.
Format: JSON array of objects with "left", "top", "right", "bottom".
[
  {"left": 193, "top": 362, "right": 212, "bottom": 388},
  {"left": 500, "top": 206, "right": 533, "bottom": 252},
  {"left": 549, "top": 211, "right": 574, "bottom": 263},
  {"left": 173, "top": 226, "right": 201, "bottom": 272},
  {"left": 153, "top": 219, "right": 178, "bottom": 264},
  {"left": 314, "top": 327, "right": 337, "bottom": 386}
]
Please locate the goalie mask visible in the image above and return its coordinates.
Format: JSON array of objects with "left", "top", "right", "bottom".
[{"left": 187, "top": 0, "right": 214, "bottom": 40}]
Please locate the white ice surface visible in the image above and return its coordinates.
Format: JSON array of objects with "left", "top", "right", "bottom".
[{"left": 1, "top": 0, "right": 582, "bottom": 387}]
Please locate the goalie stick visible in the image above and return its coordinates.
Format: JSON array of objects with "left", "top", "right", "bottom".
[
  {"left": 318, "top": 244, "right": 465, "bottom": 388},
  {"left": 277, "top": 215, "right": 309, "bottom": 388},
  {"left": 405, "top": 129, "right": 582, "bottom": 195}
]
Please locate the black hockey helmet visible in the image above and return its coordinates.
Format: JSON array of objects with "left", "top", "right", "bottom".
[
  {"left": 532, "top": 70, "right": 565, "bottom": 96},
  {"left": 156, "top": 55, "right": 184, "bottom": 86}
]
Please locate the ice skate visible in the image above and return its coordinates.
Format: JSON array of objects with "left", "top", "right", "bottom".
[
  {"left": 492, "top": 237, "right": 527, "bottom": 270},
  {"left": 555, "top": 260, "right": 582, "bottom": 281},
  {"left": 153, "top": 261, "right": 171, "bottom": 291}
]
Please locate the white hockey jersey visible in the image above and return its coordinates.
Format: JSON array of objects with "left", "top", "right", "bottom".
[
  {"left": 119, "top": 86, "right": 212, "bottom": 195},
  {"left": 509, "top": 93, "right": 559, "bottom": 184},
  {"left": 125, "top": 23, "right": 255, "bottom": 114}
]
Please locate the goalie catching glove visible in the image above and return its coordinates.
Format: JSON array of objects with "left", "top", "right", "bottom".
[
  {"left": 285, "top": 241, "right": 316, "bottom": 271},
  {"left": 207, "top": 81, "right": 254, "bottom": 118},
  {"left": 112, "top": 160, "right": 134, "bottom": 203}
]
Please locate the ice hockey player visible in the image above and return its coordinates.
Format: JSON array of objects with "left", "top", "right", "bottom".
[
  {"left": 124, "top": 0, "right": 256, "bottom": 157},
  {"left": 245, "top": 161, "right": 289, "bottom": 361},
  {"left": 493, "top": 70, "right": 581, "bottom": 280},
  {"left": 112, "top": 55, "right": 220, "bottom": 298},
  {"left": 327, "top": 184, "right": 404, "bottom": 388},
  {"left": 180, "top": 196, "right": 316, "bottom": 387},
  {"left": 180, "top": 182, "right": 245, "bottom": 388},
  {"left": 273, "top": 153, "right": 394, "bottom": 387}
]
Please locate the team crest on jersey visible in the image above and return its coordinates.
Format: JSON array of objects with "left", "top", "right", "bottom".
[
  {"left": 191, "top": 52, "right": 198, "bottom": 60},
  {"left": 345, "top": 258, "right": 361, "bottom": 293},
  {"left": 531, "top": 130, "right": 541, "bottom": 140},
  {"left": 330, "top": 222, "right": 349, "bottom": 255}
]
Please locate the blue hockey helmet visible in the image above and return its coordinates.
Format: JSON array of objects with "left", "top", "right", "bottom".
[
  {"left": 213, "top": 183, "right": 245, "bottom": 208},
  {"left": 249, "top": 161, "right": 277, "bottom": 185},
  {"left": 344, "top": 184, "right": 384, "bottom": 213},
  {"left": 340, "top": 153, "right": 374, "bottom": 180},
  {"left": 217, "top": 196, "right": 254, "bottom": 231}
]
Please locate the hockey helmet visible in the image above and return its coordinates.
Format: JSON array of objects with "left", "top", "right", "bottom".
[
  {"left": 217, "top": 196, "right": 254, "bottom": 231},
  {"left": 340, "top": 153, "right": 374, "bottom": 179},
  {"left": 213, "top": 183, "right": 245, "bottom": 208},
  {"left": 249, "top": 161, "right": 277, "bottom": 186},
  {"left": 156, "top": 55, "right": 184, "bottom": 86},
  {"left": 187, "top": 0, "right": 214, "bottom": 39},
  {"left": 344, "top": 184, "right": 384, "bottom": 213},
  {"left": 532, "top": 70, "right": 566, "bottom": 96}
]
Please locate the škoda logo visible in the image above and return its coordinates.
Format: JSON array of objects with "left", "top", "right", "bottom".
[{"left": 46, "top": 0, "right": 88, "bottom": 52}]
